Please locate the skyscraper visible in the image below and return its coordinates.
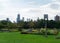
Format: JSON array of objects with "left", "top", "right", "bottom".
[
  {"left": 22, "top": 17, "right": 24, "bottom": 21},
  {"left": 44, "top": 14, "right": 48, "bottom": 20},
  {"left": 55, "top": 15, "right": 60, "bottom": 21},
  {"left": 17, "top": 14, "right": 20, "bottom": 23},
  {"left": 6, "top": 18, "right": 10, "bottom": 22}
]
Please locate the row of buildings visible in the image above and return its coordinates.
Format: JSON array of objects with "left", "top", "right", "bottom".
[
  {"left": 6, "top": 13, "right": 24, "bottom": 23},
  {"left": 44, "top": 14, "right": 60, "bottom": 22},
  {"left": 6, "top": 14, "right": 60, "bottom": 23},
  {"left": 15, "top": 14, "right": 60, "bottom": 22}
]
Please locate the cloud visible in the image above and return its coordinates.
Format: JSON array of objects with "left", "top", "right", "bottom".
[
  {"left": 50, "top": 2, "right": 60, "bottom": 10},
  {"left": 52, "top": 0, "right": 60, "bottom": 2},
  {"left": 0, "top": 0, "right": 60, "bottom": 22},
  {"left": 25, "top": 2, "right": 60, "bottom": 20}
]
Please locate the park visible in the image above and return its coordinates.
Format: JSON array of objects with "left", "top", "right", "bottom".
[
  {"left": 0, "top": 31, "right": 60, "bottom": 43},
  {"left": 0, "top": 14, "right": 60, "bottom": 43},
  {"left": 0, "top": 0, "right": 60, "bottom": 43}
]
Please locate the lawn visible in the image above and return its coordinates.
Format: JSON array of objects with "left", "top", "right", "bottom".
[{"left": 0, "top": 32, "right": 60, "bottom": 43}]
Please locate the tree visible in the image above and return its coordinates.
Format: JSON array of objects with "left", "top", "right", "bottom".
[{"left": 28, "top": 19, "right": 34, "bottom": 28}]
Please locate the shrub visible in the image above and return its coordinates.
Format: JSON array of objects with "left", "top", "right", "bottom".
[
  {"left": 40, "top": 28, "right": 46, "bottom": 35},
  {"left": 47, "top": 29, "right": 59, "bottom": 35},
  {"left": 40, "top": 28, "right": 59, "bottom": 35},
  {"left": 21, "top": 31, "right": 28, "bottom": 34},
  {"left": 54, "top": 29, "right": 59, "bottom": 35}
]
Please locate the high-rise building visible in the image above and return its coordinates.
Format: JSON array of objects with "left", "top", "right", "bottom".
[
  {"left": 22, "top": 17, "right": 24, "bottom": 21},
  {"left": 17, "top": 14, "right": 20, "bottom": 23},
  {"left": 6, "top": 18, "right": 10, "bottom": 22},
  {"left": 27, "top": 18, "right": 30, "bottom": 22},
  {"left": 55, "top": 15, "right": 60, "bottom": 21},
  {"left": 44, "top": 14, "right": 48, "bottom": 20}
]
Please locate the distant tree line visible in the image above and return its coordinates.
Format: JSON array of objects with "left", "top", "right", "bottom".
[{"left": 0, "top": 19, "right": 60, "bottom": 31}]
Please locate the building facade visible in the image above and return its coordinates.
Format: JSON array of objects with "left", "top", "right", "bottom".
[
  {"left": 44, "top": 14, "right": 48, "bottom": 20},
  {"left": 6, "top": 18, "right": 10, "bottom": 22},
  {"left": 55, "top": 15, "right": 60, "bottom": 21},
  {"left": 17, "top": 14, "right": 20, "bottom": 23}
]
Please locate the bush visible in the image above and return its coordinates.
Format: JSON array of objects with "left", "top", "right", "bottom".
[
  {"left": 40, "top": 28, "right": 46, "bottom": 35},
  {"left": 47, "top": 30, "right": 55, "bottom": 35},
  {"left": 21, "top": 31, "right": 28, "bottom": 34},
  {"left": 47, "top": 29, "right": 59, "bottom": 35},
  {"left": 54, "top": 29, "right": 59, "bottom": 35},
  {"left": 40, "top": 28, "right": 59, "bottom": 35}
]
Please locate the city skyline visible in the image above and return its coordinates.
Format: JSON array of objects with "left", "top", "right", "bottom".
[
  {"left": 2, "top": 14, "right": 60, "bottom": 23},
  {"left": 0, "top": 0, "right": 60, "bottom": 22}
]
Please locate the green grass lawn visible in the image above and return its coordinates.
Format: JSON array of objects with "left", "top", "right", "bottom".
[{"left": 0, "top": 32, "right": 60, "bottom": 43}]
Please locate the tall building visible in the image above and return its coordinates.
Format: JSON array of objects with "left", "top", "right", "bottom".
[
  {"left": 44, "top": 14, "right": 48, "bottom": 20},
  {"left": 44, "top": 14, "right": 48, "bottom": 28},
  {"left": 22, "top": 17, "right": 24, "bottom": 21},
  {"left": 27, "top": 18, "right": 30, "bottom": 22},
  {"left": 6, "top": 18, "right": 10, "bottom": 22},
  {"left": 17, "top": 14, "right": 20, "bottom": 23},
  {"left": 55, "top": 15, "right": 60, "bottom": 21}
]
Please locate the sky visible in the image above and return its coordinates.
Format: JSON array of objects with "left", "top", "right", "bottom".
[{"left": 0, "top": 0, "right": 60, "bottom": 22}]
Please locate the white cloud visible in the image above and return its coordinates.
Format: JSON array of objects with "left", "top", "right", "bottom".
[
  {"left": 52, "top": 0, "right": 60, "bottom": 2},
  {"left": 0, "top": 0, "right": 60, "bottom": 22},
  {"left": 24, "top": 2, "right": 60, "bottom": 20}
]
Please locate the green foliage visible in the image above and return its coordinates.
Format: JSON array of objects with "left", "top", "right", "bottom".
[
  {"left": 39, "top": 28, "right": 59, "bottom": 35},
  {"left": 0, "top": 19, "right": 60, "bottom": 31},
  {"left": 28, "top": 20, "right": 35, "bottom": 28},
  {"left": 40, "top": 28, "right": 46, "bottom": 34}
]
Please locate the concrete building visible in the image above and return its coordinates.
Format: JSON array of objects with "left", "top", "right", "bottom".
[
  {"left": 22, "top": 17, "right": 24, "bottom": 21},
  {"left": 17, "top": 14, "right": 20, "bottom": 23},
  {"left": 44, "top": 14, "right": 48, "bottom": 20},
  {"left": 55, "top": 15, "right": 60, "bottom": 21},
  {"left": 6, "top": 18, "right": 10, "bottom": 22}
]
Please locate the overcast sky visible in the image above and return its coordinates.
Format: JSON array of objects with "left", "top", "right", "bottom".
[{"left": 0, "top": 0, "right": 60, "bottom": 22}]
